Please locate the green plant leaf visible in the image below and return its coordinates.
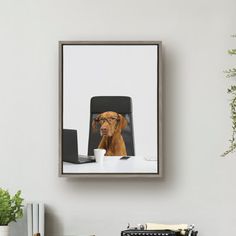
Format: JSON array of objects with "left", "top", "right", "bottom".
[
  {"left": 222, "top": 35, "right": 236, "bottom": 156},
  {"left": 0, "top": 188, "right": 24, "bottom": 225}
]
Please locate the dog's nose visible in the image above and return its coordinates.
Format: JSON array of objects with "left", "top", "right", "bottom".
[{"left": 101, "top": 127, "right": 107, "bottom": 132}]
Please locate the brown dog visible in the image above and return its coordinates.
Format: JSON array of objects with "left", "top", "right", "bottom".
[{"left": 92, "top": 111, "right": 127, "bottom": 156}]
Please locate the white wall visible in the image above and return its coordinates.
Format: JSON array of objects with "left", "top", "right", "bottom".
[{"left": 0, "top": 0, "right": 236, "bottom": 236}]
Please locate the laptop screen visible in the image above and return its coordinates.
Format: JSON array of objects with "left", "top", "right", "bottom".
[{"left": 62, "top": 129, "right": 78, "bottom": 162}]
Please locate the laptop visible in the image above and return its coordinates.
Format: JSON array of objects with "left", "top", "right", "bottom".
[{"left": 62, "top": 129, "right": 95, "bottom": 164}]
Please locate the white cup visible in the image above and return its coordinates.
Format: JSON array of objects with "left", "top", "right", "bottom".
[{"left": 94, "top": 149, "right": 106, "bottom": 164}]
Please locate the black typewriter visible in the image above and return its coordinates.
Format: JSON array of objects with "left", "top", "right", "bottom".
[
  {"left": 121, "top": 224, "right": 198, "bottom": 236},
  {"left": 122, "top": 229, "right": 181, "bottom": 236}
]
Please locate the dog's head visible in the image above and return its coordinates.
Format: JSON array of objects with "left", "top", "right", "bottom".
[{"left": 92, "top": 111, "right": 127, "bottom": 137}]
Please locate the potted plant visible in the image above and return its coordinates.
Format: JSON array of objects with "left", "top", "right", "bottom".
[{"left": 0, "top": 188, "right": 24, "bottom": 236}]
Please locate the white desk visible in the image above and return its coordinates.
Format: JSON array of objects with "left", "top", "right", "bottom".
[{"left": 63, "top": 156, "right": 157, "bottom": 174}]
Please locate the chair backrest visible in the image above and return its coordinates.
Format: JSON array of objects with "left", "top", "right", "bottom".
[{"left": 88, "top": 96, "right": 135, "bottom": 156}]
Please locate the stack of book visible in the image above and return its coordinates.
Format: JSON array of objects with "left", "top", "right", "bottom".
[{"left": 27, "top": 203, "right": 45, "bottom": 236}]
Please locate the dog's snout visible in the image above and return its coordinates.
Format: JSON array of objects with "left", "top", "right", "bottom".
[
  {"left": 100, "top": 126, "right": 109, "bottom": 136},
  {"left": 101, "top": 126, "right": 108, "bottom": 132}
]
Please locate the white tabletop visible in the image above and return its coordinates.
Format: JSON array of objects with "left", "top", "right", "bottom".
[{"left": 63, "top": 156, "right": 157, "bottom": 174}]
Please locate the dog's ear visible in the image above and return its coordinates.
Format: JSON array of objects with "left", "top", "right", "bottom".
[
  {"left": 92, "top": 114, "right": 100, "bottom": 131},
  {"left": 117, "top": 114, "right": 127, "bottom": 131}
]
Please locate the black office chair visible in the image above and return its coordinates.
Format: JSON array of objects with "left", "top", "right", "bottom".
[{"left": 87, "top": 96, "right": 135, "bottom": 156}]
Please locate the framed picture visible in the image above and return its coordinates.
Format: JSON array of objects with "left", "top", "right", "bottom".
[{"left": 59, "top": 41, "right": 162, "bottom": 177}]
